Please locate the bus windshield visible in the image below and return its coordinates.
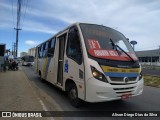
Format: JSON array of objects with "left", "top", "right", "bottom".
[{"left": 80, "top": 23, "right": 138, "bottom": 61}]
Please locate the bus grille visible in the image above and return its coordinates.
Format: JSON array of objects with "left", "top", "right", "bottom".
[
  {"left": 110, "top": 77, "right": 137, "bottom": 82},
  {"left": 113, "top": 86, "right": 136, "bottom": 95}
]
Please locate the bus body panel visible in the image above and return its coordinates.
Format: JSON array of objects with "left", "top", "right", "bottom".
[
  {"left": 48, "top": 38, "right": 59, "bottom": 85},
  {"left": 45, "top": 57, "right": 56, "bottom": 84},
  {"left": 36, "top": 55, "right": 57, "bottom": 85},
  {"left": 40, "top": 58, "right": 47, "bottom": 79},
  {"left": 63, "top": 57, "right": 85, "bottom": 100}
]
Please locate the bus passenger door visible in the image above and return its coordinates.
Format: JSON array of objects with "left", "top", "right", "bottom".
[
  {"left": 64, "top": 26, "right": 85, "bottom": 100},
  {"left": 57, "top": 34, "right": 67, "bottom": 85}
]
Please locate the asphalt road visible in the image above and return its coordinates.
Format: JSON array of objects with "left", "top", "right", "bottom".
[
  {"left": 142, "top": 68, "right": 160, "bottom": 76},
  {"left": 21, "top": 65, "right": 160, "bottom": 120}
]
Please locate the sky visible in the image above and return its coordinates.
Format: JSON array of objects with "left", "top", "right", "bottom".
[{"left": 0, "top": 0, "right": 160, "bottom": 56}]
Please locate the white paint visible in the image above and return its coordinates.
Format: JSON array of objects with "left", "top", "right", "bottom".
[{"left": 39, "top": 99, "right": 48, "bottom": 111}]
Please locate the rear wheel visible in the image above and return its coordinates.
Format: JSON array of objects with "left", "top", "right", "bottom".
[{"left": 68, "top": 83, "right": 81, "bottom": 107}]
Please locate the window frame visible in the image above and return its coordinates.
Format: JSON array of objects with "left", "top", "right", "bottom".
[
  {"left": 48, "top": 38, "right": 56, "bottom": 58},
  {"left": 43, "top": 42, "right": 48, "bottom": 58},
  {"left": 38, "top": 45, "right": 42, "bottom": 58},
  {"left": 66, "top": 26, "right": 83, "bottom": 65}
]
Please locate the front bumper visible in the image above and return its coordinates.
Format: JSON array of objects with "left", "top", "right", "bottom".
[{"left": 85, "top": 77, "right": 143, "bottom": 102}]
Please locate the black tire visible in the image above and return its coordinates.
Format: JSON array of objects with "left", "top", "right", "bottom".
[{"left": 68, "top": 83, "right": 81, "bottom": 107}]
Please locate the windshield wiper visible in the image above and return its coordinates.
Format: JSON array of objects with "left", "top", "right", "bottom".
[
  {"left": 110, "top": 39, "right": 121, "bottom": 56},
  {"left": 110, "top": 39, "right": 135, "bottom": 62}
]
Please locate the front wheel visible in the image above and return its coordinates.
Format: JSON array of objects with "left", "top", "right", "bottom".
[{"left": 68, "top": 83, "right": 81, "bottom": 107}]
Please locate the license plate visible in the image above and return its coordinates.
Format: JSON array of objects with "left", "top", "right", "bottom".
[{"left": 121, "top": 93, "right": 132, "bottom": 99}]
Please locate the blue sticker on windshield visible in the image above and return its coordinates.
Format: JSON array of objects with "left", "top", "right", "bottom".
[{"left": 64, "top": 60, "right": 68, "bottom": 73}]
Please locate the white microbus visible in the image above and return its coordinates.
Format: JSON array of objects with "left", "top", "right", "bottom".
[
  {"left": 22, "top": 55, "right": 34, "bottom": 66},
  {"left": 34, "top": 23, "right": 143, "bottom": 107}
]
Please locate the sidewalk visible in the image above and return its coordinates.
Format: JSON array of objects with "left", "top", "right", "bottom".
[{"left": 0, "top": 67, "right": 48, "bottom": 120}]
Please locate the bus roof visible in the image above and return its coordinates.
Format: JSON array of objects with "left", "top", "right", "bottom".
[{"left": 35, "top": 22, "right": 113, "bottom": 47}]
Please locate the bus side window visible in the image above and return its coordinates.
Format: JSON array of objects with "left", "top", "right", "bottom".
[
  {"left": 38, "top": 46, "right": 41, "bottom": 58},
  {"left": 43, "top": 42, "right": 48, "bottom": 57},
  {"left": 48, "top": 38, "right": 55, "bottom": 57},
  {"left": 67, "top": 27, "right": 82, "bottom": 64},
  {"left": 39, "top": 45, "right": 44, "bottom": 58},
  {"left": 42, "top": 43, "right": 45, "bottom": 58}
]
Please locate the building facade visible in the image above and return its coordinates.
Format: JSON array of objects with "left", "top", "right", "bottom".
[
  {"left": 28, "top": 47, "right": 36, "bottom": 57},
  {"left": 136, "top": 49, "right": 160, "bottom": 66}
]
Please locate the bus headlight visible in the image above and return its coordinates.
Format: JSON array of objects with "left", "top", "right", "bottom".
[
  {"left": 139, "top": 72, "right": 143, "bottom": 80},
  {"left": 90, "top": 66, "right": 108, "bottom": 83}
]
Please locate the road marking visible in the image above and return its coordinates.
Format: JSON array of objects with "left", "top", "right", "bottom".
[
  {"left": 39, "top": 99, "right": 48, "bottom": 111},
  {"left": 39, "top": 99, "right": 54, "bottom": 120}
]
